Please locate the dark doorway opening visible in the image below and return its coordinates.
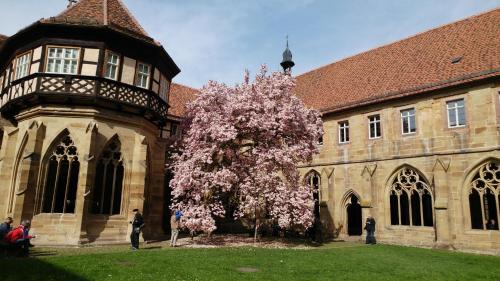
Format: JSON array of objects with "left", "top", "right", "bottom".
[{"left": 347, "top": 195, "right": 362, "bottom": 236}]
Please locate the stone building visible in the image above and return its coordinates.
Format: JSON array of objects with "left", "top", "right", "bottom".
[
  {"left": 294, "top": 9, "right": 500, "bottom": 254},
  {"left": 0, "top": 0, "right": 498, "bottom": 254},
  {"left": 0, "top": 0, "right": 192, "bottom": 245}
]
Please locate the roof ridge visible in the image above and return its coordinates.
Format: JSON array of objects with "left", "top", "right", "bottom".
[
  {"left": 112, "top": 0, "right": 149, "bottom": 37},
  {"left": 172, "top": 82, "right": 200, "bottom": 92},
  {"left": 296, "top": 7, "right": 500, "bottom": 78},
  {"left": 45, "top": 0, "right": 150, "bottom": 38},
  {"left": 53, "top": 0, "right": 85, "bottom": 19}
]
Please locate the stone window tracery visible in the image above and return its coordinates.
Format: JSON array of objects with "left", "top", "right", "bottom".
[
  {"left": 305, "top": 171, "right": 321, "bottom": 218},
  {"left": 469, "top": 161, "right": 499, "bottom": 230},
  {"left": 91, "top": 139, "right": 124, "bottom": 215},
  {"left": 40, "top": 135, "right": 80, "bottom": 213},
  {"left": 389, "top": 167, "right": 433, "bottom": 226}
]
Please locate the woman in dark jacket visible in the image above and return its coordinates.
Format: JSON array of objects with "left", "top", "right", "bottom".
[
  {"left": 129, "top": 209, "right": 145, "bottom": 250},
  {"left": 364, "top": 217, "right": 376, "bottom": 244}
]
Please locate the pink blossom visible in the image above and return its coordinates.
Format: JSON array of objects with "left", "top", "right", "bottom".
[{"left": 169, "top": 66, "right": 323, "bottom": 233}]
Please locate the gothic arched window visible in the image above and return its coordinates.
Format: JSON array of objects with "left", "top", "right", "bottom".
[
  {"left": 469, "top": 161, "right": 499, "bottom": 230},
  {"left": 92, "top": 139, "right": 124, "bottom": 215},
  {"left": 41, "top": 135, "right": 80, "bottom": 213},
  {"left": 305, "top": 171, "right": 321, "bottom": 218},
  {"left": 389, "top": 167, "right": 433, "bottom": 226}
]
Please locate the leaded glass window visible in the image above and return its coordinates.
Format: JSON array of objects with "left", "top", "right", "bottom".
[
  {"left": 368, "top": 115, "right": 381, "bottom": 139},
  {"left": 339, "top": 121, "right": 349, "bottom": 143},
  {"left": 447, "top": 99, "right": 466, "bottom": 128},
  {"left": 46, "top": 47, "right": 79, "bottom": 74},
  {"left": 136, "top": 63, "right": 150, "bottom": 89},
  {"left": 14, "top": 52, "right": 31, "bottom": 80},
  {"left": 469, "top": 161, "right": 499, "bottom": 230},
  {"left": 401, "top": 108, "right": 416, "bottom": 134},
  {"left": 41, "top": 135, "right": 80, "bottom": 213},
  {"left": 389, "top": 168, "right": 433, "bottom": 226},
  {"left": 92, "top": 139, "right": 124, "bottom": 215},
  {"left": 104, "top": 52, "right": 120, "bottom": 80}
]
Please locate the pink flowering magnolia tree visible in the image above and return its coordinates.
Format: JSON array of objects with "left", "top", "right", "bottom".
[{"left": 169, "top": 66, "right": 323, "bottom": 238}]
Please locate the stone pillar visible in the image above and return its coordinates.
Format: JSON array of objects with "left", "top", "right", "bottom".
[
  {"left": 432, "top": 157, "right": 452, "bottom": 248},
  {"left": 74, "top": 121, "right": 99, "bottom": 245},
  {"left": 0, "top": 127, "right": 20, "bottom": 218},
  {"left": 360, "top": 204, "right": 371, "bottom": 239},
  {"left": 321, "top": 167, "right": 335, "bottom": 238},
  {"left": 143, "top": 138, "right": 167, "bottom": 240},
  {"left": 126, "top": 134, "right": 148, "bottom": 242},
  {"left": 360, "top": 163, "right": 377, "bottom": 239},
  {"left": 11, "top": 121, "right": 45, "bottom": 224}
]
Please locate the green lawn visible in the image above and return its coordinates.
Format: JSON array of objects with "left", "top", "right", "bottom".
[{"left": 2, "top": 242, "right": 499, "bottom": 281}]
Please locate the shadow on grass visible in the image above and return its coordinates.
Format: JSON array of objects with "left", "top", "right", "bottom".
[
  {"left": 140, "top": 246, "right": 162, "bottom": 250},
  {"left": 1, "top": 257, "right": 89, "bottom": 281}
]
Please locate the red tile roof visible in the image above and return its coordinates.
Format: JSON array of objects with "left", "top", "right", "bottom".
[
  {"left": 43, "top": 0, "right": 150, "bottom": 40},
  {"left": 169, "top": 83, "right": 199, "bottom": 118},
  {"left": 294, "top": 9, "right": 500, "bottom": 115}
]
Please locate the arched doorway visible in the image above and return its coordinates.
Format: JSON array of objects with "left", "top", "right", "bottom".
[{"left": 346, "top": 195, "right": 362, "bottom": 236}]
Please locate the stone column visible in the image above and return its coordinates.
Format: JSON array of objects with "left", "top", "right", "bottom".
[
  {"left": 0, "top": 127, "right": 20, "bottom": 218},
  {"left": 432, "top": 157, "right": 452, "bottom": 248},
  {"left": 145, "top": 139, "right": 168, "bottom": 240},
  {"left": 11, "top": 121, "right": 45, "bottom": 224},
  {"left": 321, "top": 167, "right": 335, "bottom": 238},
  {"left": 126, "top": 134, "right": 148, "bottom": 242},
  {"left": 74, "top": 121, "right": 99, "bottom": 245},
  {"left": 360, "top": 163, "right": 377, "bottom": 239},
  {"left": 360, "top": 204, "right": 371, "bottom": 239}
]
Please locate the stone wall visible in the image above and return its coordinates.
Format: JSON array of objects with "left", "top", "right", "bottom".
[
  {"left": 0, "top": 105, "right": 168, "bottom": 245},
  {"left": 300, "top": 81, "right": 500, "bottom": 254}
]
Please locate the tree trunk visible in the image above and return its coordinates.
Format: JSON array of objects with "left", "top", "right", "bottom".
[
  {"left": 254, "top": 203, "right": 259, "bottom": 243},
  {"left": 254, "top": 223, "right": 258, "bottom": 243}
]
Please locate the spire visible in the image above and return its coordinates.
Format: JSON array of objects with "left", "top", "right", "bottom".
[{"left": 280, "top": 35, "right": 295, "bottom": 73}]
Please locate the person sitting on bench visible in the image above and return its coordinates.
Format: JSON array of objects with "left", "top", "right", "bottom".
[
  {"left": 0, "top": 217, "right": 14, "bottom": 254},
  {"left": 0, "top": 217, "right": 13, "bottom": 241},
  {"left": 3, "top": 220, "right": 35, "bottom": 256}
]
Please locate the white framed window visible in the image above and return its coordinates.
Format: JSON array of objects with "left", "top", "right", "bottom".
[
  {"left": 368, "top": 114, "right": 381, "bottom": 139},
  {"left": 14, "top": 52, "right": 31, "bottom": 80},
  {"left": 104, "top": 52, "right": 120, "bottom": 80},
  {"left": 135, "top": 63, "right": 150, "bottom": 89},
  {"left": 46, "top": 47, "right": 80, "bottom": 74},
  {"left": 338, "top": 121, "right": 349, "bottom": 143},
  {"left": 447, "top": 99, "right": 465, "bottom": 128},
  {"left": 159, "top": 75, "right": 170, "bottom": 101},
  {"left": 401, "top": 108, "right": 416, "bottom": 134}
]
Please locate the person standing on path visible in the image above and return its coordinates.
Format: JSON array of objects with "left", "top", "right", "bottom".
[
  {"left": 129, "top": 209, "right": 145, "bottom": 250},
  {"left": 364, "top": 216, "right": 376, "bottom": 244},
  {"left": 170, "top": 210, "right": 181, "bottom": 247}
]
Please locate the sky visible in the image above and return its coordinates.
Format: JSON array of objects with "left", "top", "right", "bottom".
[{"left": 0, "top": 0, "right": 498, "bottom": 88}]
